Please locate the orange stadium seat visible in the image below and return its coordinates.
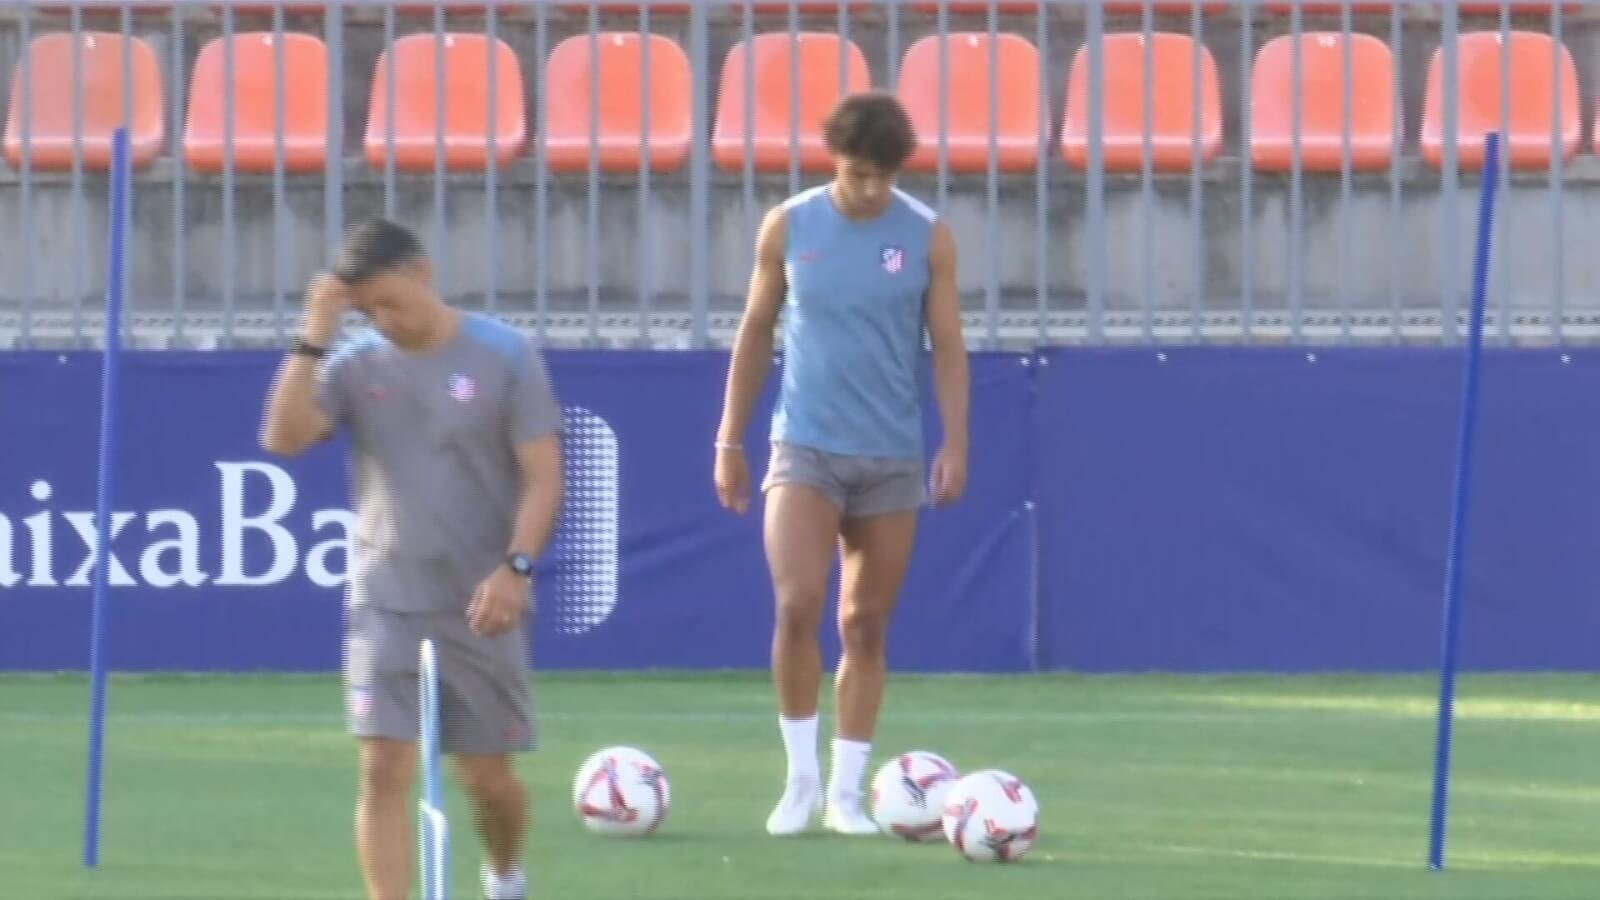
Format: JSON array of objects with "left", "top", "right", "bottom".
[
  {"left": 3, "top": 32, "right": 163, "bottom": 171},
  {"left": 1250, "top": 32, "right": 1395, "bottom": 172},
  {"left": 184, "top": 31, "right": 328, "bottom": 174},
  {"left": 1420, "top": 30, "right": 1579, "bottom": 171},
  {"left": 562, "top": 2, "right": 856, "bottom": 9},
  {"left": 216, "top": 2, "right": 527, "bottom": 12},
  {"left": 897, "top": 32, "right": 1040, "bottom": 173},
  {"left": 1102, "top": 3, "right": 1227, "bottom": 12},
  {"left": 560, "top": 2, "right": 693, "bottom": 10},
  {"left": 210, "top": 2, "right": 339, "bottom": 14},
  {"left": 1060, "top": 32, "right": 1221, "bottom": 172},
  {"left": 712, "top": 32, "right": 870, "bottom": 172},
  {"left": 544, "top": 32, "right": 693, "bottom": 173},
  {"left": 911, "top": 2, "right": 1061, "bottom": 11},
  {"left": 363, "top": 33, "right": 526, "bottom": 172},
  {"left": 1262, "top": 3, "right": 1393, "bottom": 11}
]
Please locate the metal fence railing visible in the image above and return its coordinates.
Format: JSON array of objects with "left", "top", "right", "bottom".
[{"left": 0, "top": 0, "right": 1595, "bottom": 350}]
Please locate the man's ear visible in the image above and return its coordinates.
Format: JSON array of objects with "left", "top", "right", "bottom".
[{"left": 409, "top": 257, "right": 434, "bottom": 286}]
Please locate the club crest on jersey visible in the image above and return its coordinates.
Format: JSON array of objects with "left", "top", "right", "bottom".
[
  {"left": 447, "top": 374, "right": 476, "bottom": 402},
  {"left": 880, "top": 245, "right": 905, "bottom": 274}
]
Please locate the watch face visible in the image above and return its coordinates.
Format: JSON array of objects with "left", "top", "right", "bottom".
[{"left": 509, "top": 554, "right": 533, "bottom": 576}]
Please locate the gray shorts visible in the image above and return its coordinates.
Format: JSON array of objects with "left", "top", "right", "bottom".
[
  {"left": 343, "top": 603, "right": 535, "bottom": 755},
  {"left": 762, "top": 441, "right": 926, "bottom": 519}
]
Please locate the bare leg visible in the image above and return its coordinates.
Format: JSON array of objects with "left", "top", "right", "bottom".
[
  {"left": 454, "top": 753, "right": 528, "bottom": 877},
  {"left": 761, "top": 483, "right": 842, "bottom": 834},
  {"left": 834, "top": 510, "right": 917, "bottom": 741},
  {"left": 763, "top": 484, "right": 841, "bottom": 720},
  {"left": 355, "top": 738, "right": 417, "bottom": 900}
]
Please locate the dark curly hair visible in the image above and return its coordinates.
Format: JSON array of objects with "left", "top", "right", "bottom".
[{"left": 822, "top": 91, "right": 918, "bottom": 173}]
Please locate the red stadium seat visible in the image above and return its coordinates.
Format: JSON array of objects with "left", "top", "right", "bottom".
[
  {"left": 544, "top": 32, "right": 693, "bottom": 172},
  {"left": 1251, "top": 32, "right": 1395, "bottom": 172},
  {"left": 897, "top": 32, "right": 1041, "bottom": 173},
  {"left": 1060, "top": 32, "right": 1221, "bottom": 172},
  {"left": 1420, "top": 30, "right": 1579, "bottom": 170},
  {"left": 184, "top": 31, "right": 329, "bottom": 174},
  {"left": 363, "top": 33, "right": 526, "bottom": 172},
  {"left": 3, "top": 32, "right": 164, "bottom": 171},
  {"left": 712, "top": 31, "right": 870, "bottom": 172}
]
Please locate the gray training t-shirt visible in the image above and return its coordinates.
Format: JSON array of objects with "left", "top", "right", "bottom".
[{"left": 316, "top": 312, "right": 562, "bottom": 613}]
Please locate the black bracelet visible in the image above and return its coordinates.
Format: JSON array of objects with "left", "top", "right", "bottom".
[{"left": 290, "top": 338, "right": 327, "bottom": 359}]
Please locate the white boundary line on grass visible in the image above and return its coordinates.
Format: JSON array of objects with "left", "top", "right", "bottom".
[{"left": 0, "top": 709, "right": 1286, "bottom": 726}]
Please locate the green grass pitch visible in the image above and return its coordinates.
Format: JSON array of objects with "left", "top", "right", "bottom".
[{"left": 3, "top": 672, "right": 1598, "bottom": 899}]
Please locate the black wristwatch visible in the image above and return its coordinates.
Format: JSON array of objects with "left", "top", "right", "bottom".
[
  {"left": 290, "top": 337, "right": 327, "bottom": 359},
  {"left": 505, "top": 552, "right": 535, "bottom": 579}
]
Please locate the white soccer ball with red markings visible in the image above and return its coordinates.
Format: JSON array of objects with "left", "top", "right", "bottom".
[
  {"left": 869, "top": 750, "right": 961, "bottom": 841},
  {"left": 572, "top": 746, "right": 671, "bottom": 837},
  {"left": 941, "top": 769, "right": 1039, "bottom": 863}
]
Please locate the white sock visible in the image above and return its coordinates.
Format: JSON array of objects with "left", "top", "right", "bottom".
[
  {"left": 827, "top": 738, "right": 872, "bottom": 805},
  {"left": 482, "top": 864, "right": 526, "bottom": 900},
  {"left": 779, "top": 715, "right": 820, "bottom": 786}
]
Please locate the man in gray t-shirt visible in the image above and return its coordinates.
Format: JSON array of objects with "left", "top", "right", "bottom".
[{"left": 261, "top": 219, "right": 561, "bottom": 900}]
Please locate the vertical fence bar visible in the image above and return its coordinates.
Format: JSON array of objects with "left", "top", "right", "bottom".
[
  {"left": 273, "top": 6, "right": 288, "bottom": 343},
  {"left": 887, "top": 0, "right": 901, "bottom": 86},
  {"left": 1339, "top": 1, "right": 1353, "bottom": 342},
  {"left": 936, "top": 2, "right": 949, "bottom": 210},
  {"left": 384, "top": 3, "right": 397, "bottom": 219},
  {"left": 119, "top": 2, "right": 131, "bottom": 345},
  {"left": 1550, "top": 3, "right": 1565, "bottom": 343},
  {"left": 223, "top": 2, "right": 237, "bottom": 346},
  {"left": 1188, "top": 0, "right": 1204, "bottom": 341},
  {"left": 171, "top": 7, "right": 186, "bottom": 343},
  {"left": 1086, "top": 0, "right": 1106, "bottom": 342},
  {"left": 838, "top": 1, "right": 850, "bottom": 122},
  {"left": 325, "top": 1, "right": 345, "bottom": 267},
  {"left": 787, "top": 2, "right": 799, "bottom": 195},
  {"left": 485, "top": 1, "right": 499, "bottom": 314},
  {"left": 535, "top": 3, "right": 550, "bottom": 344},
  {"left": 981, "top": 1, "right": 999, "bottom": 346},
  {"left": 1289, "top": 1, "right": 1304, "bottom": 342},
  {"left": 689, "top": 0, "right": 711, "bottom": 346},
  {"left": 71, "top": 6, "right": 84, "bottom": 342},
  {"left": 586, "top": 4, "right": 600, "bottom": 345},
  {"left": 1441, "top": 3, "right": 1461, "bottom": 343},
  {"left": 1239, "top": 0, "right": 1253, "bottom": 340},
  {"left": 1388, "top": 4, "right": 1401, "bottom": 340},
  {"left": 18, "top": 6, "right": 32, "bottom": 346},
  {"left": 1138, "top": 3, "right": 1154, "bottom": 342},
  {"left": 639, "top": 6, "right": 655, "bottom": 346},
  {"left": 432, "top": 5, "right": 448, "bottom": 304},
  {"left": 1034, "top": 0, "right": 1048, "bottom": 346},
  {"left": 1495, "top": 2, "right": 1511, "bottom": 344},
  {"left": 741, "top": 2, "right": 756, "bottom": 277}
]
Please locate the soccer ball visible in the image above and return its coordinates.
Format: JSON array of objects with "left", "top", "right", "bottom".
[
  {"left": 870, "top": 750, "right": 961, "bottom": 841},
  {"left": 572, "top": 746, "right": 671, "bottom": 837},
  {"left": 941, "top": 769, "right": 1039, "bottom": 863}
]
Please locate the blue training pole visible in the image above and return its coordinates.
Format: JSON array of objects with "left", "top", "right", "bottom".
[
  {"left": 1427, "top": 131, "right": 1503, "bottom": 872},
  {"left": 83, "top": 126, "right": 133, "bottom": 870}
]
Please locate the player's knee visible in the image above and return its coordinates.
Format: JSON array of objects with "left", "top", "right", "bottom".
[
  {"left": 456, "top": 757, "right": 524, "bottom": 805},
  {"left": 358, "top": 743, "right": 416, "bottom": 799},
  {"left": 838, "top": 605, "right": 890, "bottom": 655},
  {"left": 773, "top": 584, "right": 826, "bottom": 639}
]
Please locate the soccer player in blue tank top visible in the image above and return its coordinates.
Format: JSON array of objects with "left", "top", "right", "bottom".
[{"left": 714, "top": 92, "right": 971, "bottom": 836}]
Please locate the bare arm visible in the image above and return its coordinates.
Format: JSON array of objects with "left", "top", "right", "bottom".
[
  {"left": 926, "top": 220, "right": 969, "bottom": 457},
  {"left": 507, "top": 435, "right": 564, "bottom": 561},
  {"left": 716, "top": 206, "right": 789, "bottom": 448},
  {"left": 259, "top": 275, "right": 347, "bottom": 457}
]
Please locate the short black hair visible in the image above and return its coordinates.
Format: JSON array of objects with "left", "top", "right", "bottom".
[
  {"left": 333, "top": 218, "right": 423, "bottom": 284},
  {"left": 822, "top": 91, "right": 918, "bottom": 173}
]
